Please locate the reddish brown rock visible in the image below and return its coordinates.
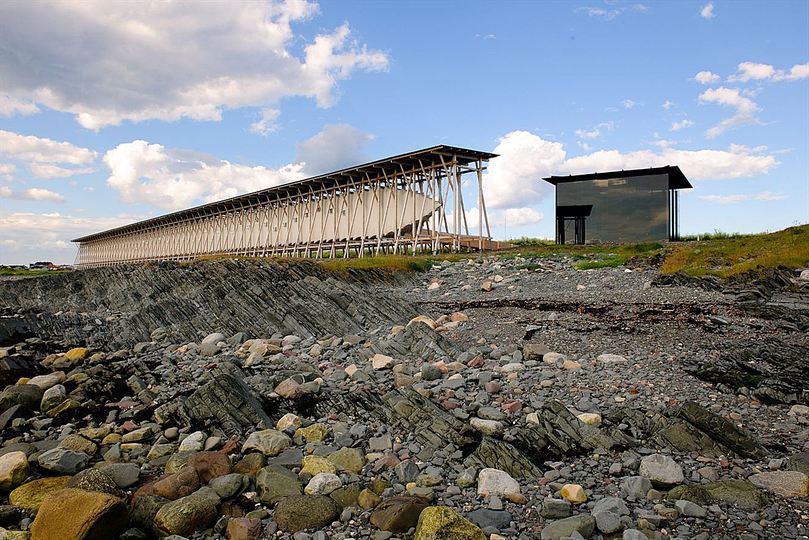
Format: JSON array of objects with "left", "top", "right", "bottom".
[
  {"left": 370, "top": 496, "right": 429, "bottom": 533},
  {"left": 188, "top": 451, "right": 232, "bottom": 482},
  {"left": 152, "top": 467, "right": 201, "bottom": 500},
  {"left": 226, "top": 517, "right": 262, "bottom": 540}
]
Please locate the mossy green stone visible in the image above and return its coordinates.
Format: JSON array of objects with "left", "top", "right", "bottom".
[
  {"left": 295, "top": 424, "right": 328, "bottom": 443},
  {"left": 327, "top": 447, "right": 365, "bottom": 474},
  {"left": 667, "top": 480, "right": 768, "bottom": 510},
  {"left": 414, "top": 506, "right": 485, "bottom": 540},
  {"left": 300, "top": 455, "right": 336, "bottom": 476},
  {"left": 329, "top": 483, "right": 360, "bottom": 507}
]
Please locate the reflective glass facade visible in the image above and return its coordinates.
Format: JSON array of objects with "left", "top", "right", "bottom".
[{"left": 556, "top": 174, "right": 670, "bottom": 244}]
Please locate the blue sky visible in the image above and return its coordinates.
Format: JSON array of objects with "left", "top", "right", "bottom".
[{"left": 0, "top": 0, "right": 807, "bottom": 264}]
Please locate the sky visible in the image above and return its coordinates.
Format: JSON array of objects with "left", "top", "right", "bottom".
[{"left": 0, "top": 0, "right": 807, "bottom": 265}]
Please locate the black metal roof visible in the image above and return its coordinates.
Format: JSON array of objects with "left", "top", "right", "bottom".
[
  {"left": 543, "top": 165, "right": 693, "bottom": 190},
  {"left": 73, "top": 145, "right": 497, "bottom": 243}
]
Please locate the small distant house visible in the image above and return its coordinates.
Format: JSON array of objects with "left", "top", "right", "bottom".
[{"left": 542, "top": 166, "right": 692, "bottom": 244}]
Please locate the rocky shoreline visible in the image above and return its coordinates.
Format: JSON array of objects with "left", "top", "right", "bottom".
[{"left": 0, "top": 256, "right": 807, "bottom": 539}]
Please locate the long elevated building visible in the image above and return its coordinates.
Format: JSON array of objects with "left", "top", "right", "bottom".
[{"left": 73, "top": 145, "right": 499, "bottom": 267}]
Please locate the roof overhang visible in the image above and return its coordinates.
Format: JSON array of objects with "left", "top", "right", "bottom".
[
  {"left": 542, "top": 165, "right": 692, "bottom": 190},
  {"left": 73, "top": 145, "right": 497, "bottom": 243}
]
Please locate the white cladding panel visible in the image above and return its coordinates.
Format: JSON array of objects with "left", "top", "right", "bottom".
[{"left": 77, "top": 187, "right": 439, "bottom": 265}]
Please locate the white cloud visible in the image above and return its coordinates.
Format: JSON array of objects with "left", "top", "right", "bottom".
[
  {"left": 448, "top": 206, "right": 544, "bottom": 233},
  {"left": 700, "top": 2, "right": 715, "bottom": 19},
  {"left": 0, "top": 163, "right": 15, "bottom": 180},
  {"left": 483, "top": 131, "right": 779, "bottom": 211},
  {"left": 699, "top": 87, "right": 760, "bottom": 137},
  {"left": 29, "top": 164, "right": 95, "bottom": 179},
  {"left": 563, "top": 145, "right": 777, "bottom": 180},
  {"left": 0, "top": 95, "right": 39, "bottom": 117},
  {"left": 503, "top": 207, "right": 544, "bottom": 227},
  {"left": 699, "top": 191, "right": 787, "bottom": 204},
  {"left": 103, "top": 140, "right": 305, "bottom": 210},
  {"left": 670, "top": 119, "right": 695, "bottom": 131},
  {"left": 576, "top": 4, "right": 647, "bottom": 20},
  {"left": 779, "top": 62, "right": 809, "bottom": 81},
  {"left": 0, "top": 186, "right": 65, "bottom": 202},
  {"left": 695, "top": 71, "right": 721, "bottom": 84},
  {"left": 662, "top": 100, "right": 674, "bottom": 110},
  {"left": 0, "top": 130, "right": 96, "bottom": 164},
  {"left": 0, "top": 2, "right": 388, "bottom": 129},
  {"left": 295, "top": 124, "right": 374, "bottom": 175},
  {"left": 483, "top": 131, "right": 565, "bottom": 209},
  {"left": 728, "top": 62, "right": 775, "bottom": 82},
  {"left": 729, "top": 61, "right": 809, "bottom": 82},
  {"left": 0, "top": 212, "right": 139, "bottom": 264},
  {"left": 249, "top": 108, "right": 281, "bottom": 136},
  {"left": 622, "top": 99, "right": 637, "bottom": 109},
  {"left": 575, "top": 121, "right": 614, "bottom": 140}
]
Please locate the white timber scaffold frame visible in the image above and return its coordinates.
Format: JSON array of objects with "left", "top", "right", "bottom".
[{"left": 73, "top": 145, "right": 499, "bottom": 268}]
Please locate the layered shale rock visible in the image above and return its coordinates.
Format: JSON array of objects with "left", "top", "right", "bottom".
[{"left": 0, "top": 259, "right": 416, "bottom": 349}]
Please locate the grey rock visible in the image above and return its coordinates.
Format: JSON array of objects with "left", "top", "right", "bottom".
[
  {"left": 674, "top": 499, "right": 707, "bottom": 517},
  {"left": 541, "top": 498, "right": 572, "bottom": 519},
  {"left": 101, "top": 462, "right": 141, "bottom": 488},
  {"left": 595, "top": 511, "right": 622, "bottom": 534},
  {"left": 620, "top": 476, "right": 652, "bottom": 500},
  {"left": 467, "top": 508, "right": 512, "bottom": 530},
  {"left": 209, "top": 473, "right": 246, "bottom": 498},
  {"left": 592, "top": 496, "right": 630, "bottom": 516},
  {"left": 37, "top": 447, "right": 89, "bottom": 473},
  {"left": 256, "top": 464, "right": 302, "bottom": 504},
  {"left": 623, "top": 530, "right": 648, "bottom": 540},
  {"left": 639, "top": 454, "right": 684, "bottom": 487},
  {"left": 274, "top": 495, "right": 340, "bottom": 533},
  {"left": 540, "top": 514, "right": 595, "bottom": 540}
]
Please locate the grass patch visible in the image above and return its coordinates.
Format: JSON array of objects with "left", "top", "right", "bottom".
[
  {"left": 92, "top": 224, "right": 808, "bottom": 279},
  {"left": 679, "top": 230, "right": 746, "bottom": 241},
  {"left": 662, "top": 224, "right": 809, "bottom": 278},
  {"left": 317, "top": 255, "right": 438, "bottom": 273},
  {"left": 574, "top": 255, "right": 629, "bottom": 270},
  {"left": 0, "top": 268, "right": 68, "bottom": 277}
]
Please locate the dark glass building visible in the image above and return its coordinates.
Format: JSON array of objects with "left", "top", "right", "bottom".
[{"left": 543, "top": 166, "right": 692, "bottom": 244}]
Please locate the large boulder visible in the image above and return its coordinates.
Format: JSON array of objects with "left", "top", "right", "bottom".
[
  {"left": 40, "top": 385, "right": 66, "bottom": 413},
  {"left": 242, "top": 430, "right": 290, "bottom": 457},
  {"left": 153, "top": 487, "right": 220, "bottom": 537},
  {"left": 130, "top": 494, "right": 170, "bottom": 531},
  {"left": 0, "top": 452, "right": 29, "bottom": 491},
  {"left": 30, "top": 488, "right": 128, "bottom": 540},
  {"left": 370, "top": 496, "right": 429, "bottom": 533},
  {"left": 151, "top": 468, "right": 201, "bottom": 500},
  {"left": 667, "top": 480, "right": 769, "bottom": 510},
  {"left": 256, "top": 465, "right": 301, "bottom": 505},
  {"left": 9, "top": 476, "right": 71, "bottom": 511},
  {"left": 0, "top": 384, "right": 43, "bottom": 412},
  {"left": 273, "top": 495, "right": 340, "bottom": 532},
  {"left": 748, "top": 471, "right": 809, "bottom": 498},
  {"left": 187, "top": 451, "right": 232, "bottom": 482},
  {"left": 540, "top": 514, "right": 596, "bottom": 540},
  {"left": 327, "top": 447, "right": 365, "bottom": 474},
  {"left": 66, "top": 468, "right": 126, "bottom": 499},
  {"left": 639, "top": 454, "right": 684, "bottom": 487},
  {"left": 477, "top": 468, "right": 521, "bottom": 497},
  {"left": 467, "top": 508, "right": 512, "bottom": 530},
  {"left": 37, "top": 448, "right": 90, "bottom": 474},
  {"left": 414, "top": 506, "right": 485, "bottom": 540}
]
